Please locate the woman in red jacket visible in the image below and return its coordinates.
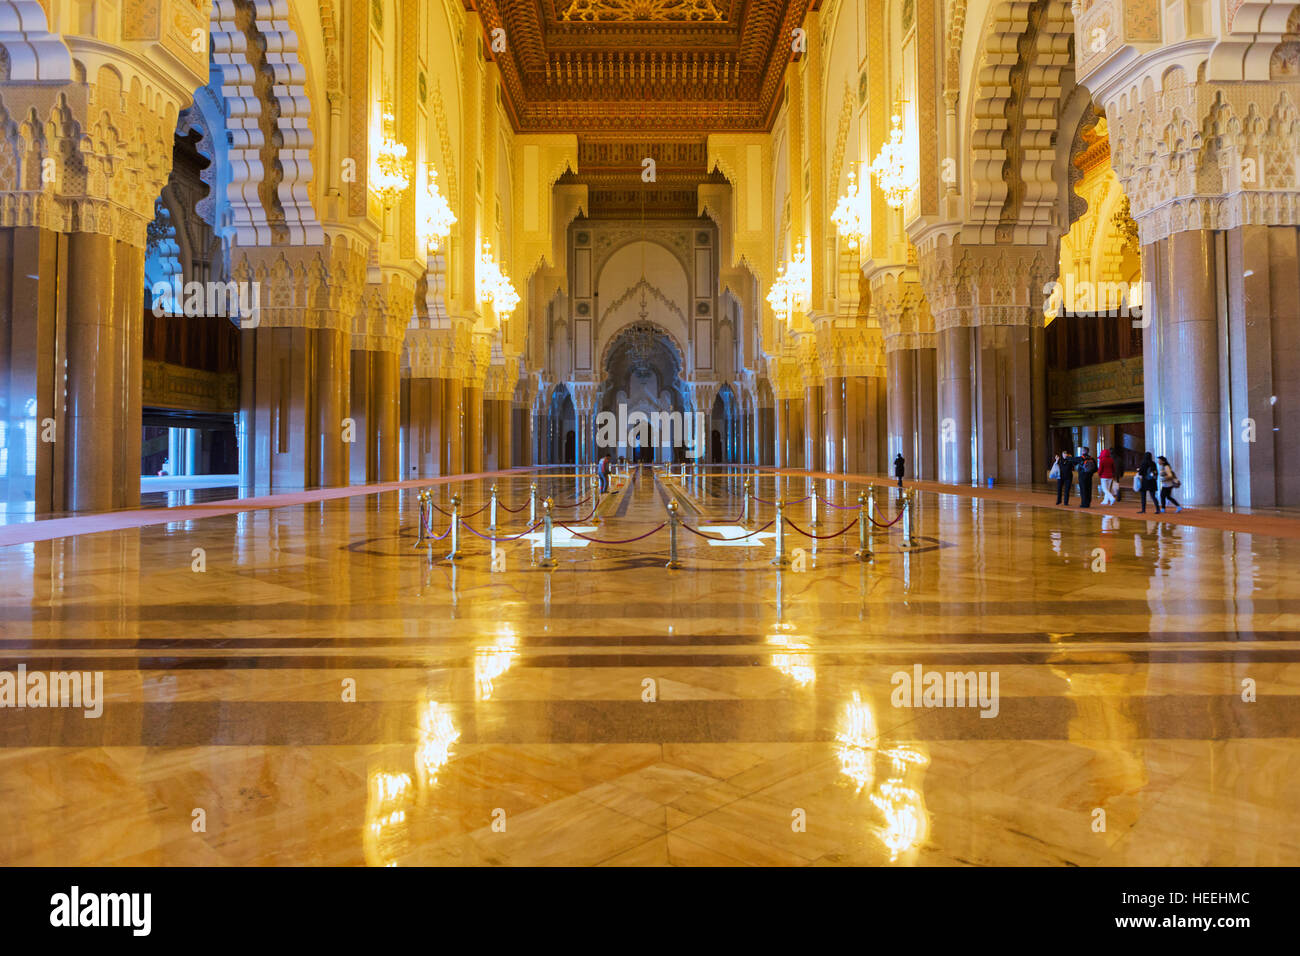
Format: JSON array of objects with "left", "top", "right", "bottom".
[{"left": 1097, "top": 448, "right": 1118, "bottom": 505}]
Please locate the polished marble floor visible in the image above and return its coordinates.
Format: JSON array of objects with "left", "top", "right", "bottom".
[{"left": 1, "top": 465, "right": 1298, "bottom": 866}]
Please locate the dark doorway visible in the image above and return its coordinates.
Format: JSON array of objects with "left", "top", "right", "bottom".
[{"left": 564, "top": 431, "right": 576, "bottom": 464}]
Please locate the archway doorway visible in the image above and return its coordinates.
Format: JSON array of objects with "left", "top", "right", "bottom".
[{"left": 597, "top": 321, "right": 690, "bottom": 464}]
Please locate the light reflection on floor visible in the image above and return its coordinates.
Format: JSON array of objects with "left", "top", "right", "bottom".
[{"left": 0, "top": 466, "right": 1298, "bottom": 866}]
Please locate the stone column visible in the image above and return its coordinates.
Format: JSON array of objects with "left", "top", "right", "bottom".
[
  {"left": 445, "top": 379, "right": 464, "bottom": 475},
  {"left": 235, "top": 238, "right": 369, "bottom": 493},
  {"left": 937, "top": 325, "right": 973, "bottom": 485},
  {"left": 466, "top": 386, "right": 485, "bottom": 472},
  {"left": 0, "top": 24, "right": 203, "bottom": 513},
  {"left": 919, "top": 236, "right": 1049, "bottom": 487},
  {"left": 373, "top": 349, "right": 400, "bottom": 482},
  {"left": 825, "top": 376, "right": 844, "bottom": 472},
  {"left": 804, "top": 383, "right": 824, "bottom": 472},
  {"left": 65, "top": 232, "right": 118, "bottom": 512},
  {"left": 318, "top": 329, "right": 351, "bottom": 486}
]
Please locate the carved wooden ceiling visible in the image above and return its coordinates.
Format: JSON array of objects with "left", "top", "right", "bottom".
[{"left": 469, "top": 0, "right": 811, "bottom": 134}]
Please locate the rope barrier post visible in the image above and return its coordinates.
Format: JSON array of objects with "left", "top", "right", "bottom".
[
  {"left": 742, "top": 478, "right": 751, "bottom": 525},
  {"left": 489, "top": 483, "right": 499, "bottom": 531},
  {"left": 665, "top": 499, "right": 682, "bottom": 569},
  {"left": 810, "top": 478, "right": 819, "bottom": 528},
  {"left": 446, "top": 494, "right": 464, "bottom": 562},
  {"left": 537, "top": 497, "right": 557, "bottom": 568},
  {"left": 529, "top": 481, "right": 537, "bottom": 526},
  {"left": 771, "top": 498, "right": 790, "bottom": 567},
  {"left": 854, "top": 492, "right": 872, "bottom": 561},
  {"left": 591, "top": 474, "right": 601, "bottom": 525},
  {"left": 867, "top": 485, "right": 878, "bottom": 538},
  {"left": 901, "top": 490, "right": 918, "bottom": 548},
  {"left": 413, "top": 490, "right": 427, "bottom": 549}
]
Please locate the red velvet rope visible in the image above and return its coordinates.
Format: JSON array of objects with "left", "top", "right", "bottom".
[
  {"left": 555, "top": 523, "right": 668, "bottom": 544},
  {"left": 784, "top": 516, "right": 860, "bottom": 539}
]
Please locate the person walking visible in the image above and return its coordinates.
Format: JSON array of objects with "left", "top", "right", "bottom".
[
  {"left": 1158, "top": 455, "right": 1184, "bottom": 512},
  {"left": 893, "top": 453, "right": 906, "bottom": 489},
  {"left": 1097, "top": 448, "right": 1118, "bottom": 505},
  {"left": 598, "top": 454, "right": 611, "bottom": 494},
  {"left": 1076, "top": 448, "right": 1097, "bottom": 508},
  {"left": 1137, "top": 451, "right": 1162, "bottom": 514},
  {"left": 1053, "top": 450, "right": 1075, "bottom": 505}
]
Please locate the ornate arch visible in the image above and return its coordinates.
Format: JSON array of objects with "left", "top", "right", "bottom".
[
  {"left": 966, "top": 0, "right": 1075, "bottom": 239},
  {"left": 210, "top": 0, "right": 323, "bottom": 246},
  {"left": 597, "top": 307, "right": 687, "bottom": 374}
]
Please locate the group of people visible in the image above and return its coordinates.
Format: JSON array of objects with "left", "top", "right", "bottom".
[{"left": 1051, "top": 448, "right": 1184, "bottom": 514}]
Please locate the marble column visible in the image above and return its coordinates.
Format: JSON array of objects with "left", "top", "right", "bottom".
[
  {"left": 466, "top": 386, "right": 484, "bottom": 472},
  {"left": 373, "top": 350, "right": 400, "bottom": 483},
  {"left": 938, "top": 326, "right": 973, "bottom": 485},
  {"left": 443, "top": 379, "right": 464, "bottom": 475},
  {"left": 1224, "top": 224, "right": 1300, "bottom": 507},
  {"left": 317, "top": 329, "right": 351, "bottom": 486},
  {"left": 774, "top": 399, "right": 787, "bottom": 467},
  {"left": 1146, "top": 229, "right": 1223, "bottom": 505},
  {"left": 825, "top": 377, "right": 844, "bottom": 473},
  {"left": 65, "top": 232, "right": 118, "bottom": 513},
  {"left": 349, "top": 350, "right": 373, "bottom": 485},
  {"left": 804, "top": 386, "right": 822, "bottom": 472},
  {"left": 497, "top": 399, "right": 512, "bottom": 470}
]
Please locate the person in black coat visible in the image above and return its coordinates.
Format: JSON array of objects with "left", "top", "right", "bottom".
[
  {"left": 1054, "top": 450, "right": 1075, "bottom": 505},
  {"left": 893, "top": 453, "right": 906, "bottom": 488},
  {"left": 1075, "top": 448, "right": 1097, "bottom": 508},
  {"left": 1138, "top": 451, "right": 1162, "bottom": 514}
]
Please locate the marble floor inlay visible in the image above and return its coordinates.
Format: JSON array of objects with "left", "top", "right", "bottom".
[{"left": 1, "top": 465, "right": 1298, "bottom": 866}]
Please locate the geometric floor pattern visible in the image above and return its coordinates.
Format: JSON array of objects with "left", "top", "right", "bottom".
[{"left": 2, "top": 466, "right": 1298, "bottom": 865}]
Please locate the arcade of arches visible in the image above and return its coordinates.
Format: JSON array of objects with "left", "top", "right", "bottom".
[
  {"left": 1, "top": 0, "right": 1298, "bottom": 511},
  {"left": 1, "top": 0, "right": 1300, "bottom": 869}
]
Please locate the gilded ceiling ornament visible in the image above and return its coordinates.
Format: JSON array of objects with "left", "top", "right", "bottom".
[{"left": 560, "top": 0, "right": 726, "bottom": 22}]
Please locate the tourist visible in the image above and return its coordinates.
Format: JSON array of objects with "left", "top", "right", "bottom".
[
  {"left": 893, "top": 453, "right": 906, "bottom": 489},
  {"left": 1076, "top": 448, "right": 1097, "bottom": 508},
  {"left": 1137, "top": 452, "right": 1162, "bottom": 513},
  {"left": 1158, "top": 455, "right": 1183, "bottom": 512},
  {"left": 1097, "top": 448, "right": 1118, "bottom": 505},
  {"left": 1053, "top": 450, "right": 1075, "bottom": 505},
  {"left": 598, "top": 453, "right": 611, "bottom": 493}
]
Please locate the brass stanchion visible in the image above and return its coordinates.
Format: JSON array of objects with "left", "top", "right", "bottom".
[
  {"left": 854, "top": 492, "right": 872, "bottom": 561},
  {"left": 771, "top": 498, "right": 790, "bottom": 567},
  {"left": 901, "top": 490, "right": 918, "bottom": 548},
  {"left": 489, "top": 483, "right": 499, "bottom": 531},
  {"left": 809, "top": 478, "right": 819, "bottom": 528},
  {"left": 413, "top": 490, "right": 428, "bottom": 549},
  {"left": 665, "top": 499, "right": 682, "bottom": 569},
  {"left": 529, "top": 480, "right": 537, "bottom": 526},
  {"left": 446, "top": 494, "right": 464, "bottom": 561},
  {"left": 742, "top": 478, "right": 751, "bottom": 525},
  {"left": 537, "top": 497, "right": 557, "bottom": 568},
  {"left": 867, "top": 485, "right": 878, "bottom": 538}
]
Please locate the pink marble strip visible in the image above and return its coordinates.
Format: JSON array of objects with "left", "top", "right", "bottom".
[{"left": 0, "top": 469, "right": 534, "bottom": 548}]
